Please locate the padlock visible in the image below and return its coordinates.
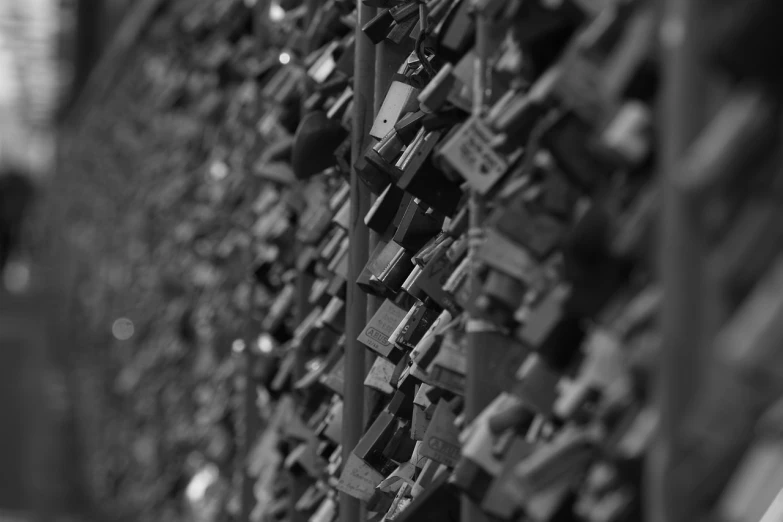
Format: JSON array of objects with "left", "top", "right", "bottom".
[
  {"left": 356, "top": 154, "right": 397, "bottom": 195},
  {"left": 410, "top": 242, "right": 461, "bottom": 314},
  {"left": 478, "top": 228, "right": 548, "bottom": 292},
  {"left": 371, "top": 80, "right": 422, "bottom": 140},
  {"left": 383, "top": 420, "right": 417, "bottom": 462},
  {"left": 435, "top": 0, "right": 476, "bottom": 63},
  {"left": 291, "top": 111, "right": 348, "bottom": 180},
  {"left": 364, "top": 184, "right": 408, "bottom": 236},
  {"left": 419, "top": 399, "right": 462, "bottom": 468},
  {"left": 309, "top": 495, "right": 337, "bottom": 522},
  {"left": 396, "top": 364, "right": 424, "bottom": 400},
  {"left": 396, "top": 303, "right": 442, "bottom": 352},
  {"left": 378, "top": 461, "right": 417, "bottom": 496},
  {"left": 296, "top": 483, "right": 327, "bottom": 512},
  {"left": 412, "top": 384, "right": 435, "bottom": 440},
  {"left": 396, "top": 131, "right": 464, "bottom": 217},
  {"left": 359, "top": 298, "right": 410, "bottom": 359},
  {"left": 516, "top": 284, "right": 570, "bottom": 347},
  {"left": 395, "top": 111, "right": 427, "bottom": 144},
  {"left": 511, "top": 426, "right": 598, "bottom": 498},
  {"left": 365, "top": 355, "right": 398, "bottom": 395},
  {"left": 453, "top": 393, "right": 535, "bottom": 503},
  {"left": 286, "top": 439, "right": 327, "bottom": 479},
  {"left": 393, "top": 467, "right": 461, "bottom": 522},
  {"left": 387, "top": 14, "right": 419, "bottom": 44},
  {"left": 353, "top": 409, "right": 399, "bottom": 473},
  {"left": 512, "top": 354, "right": 562, "bottom": 418},
  {"left": 562, "top": 205, "right": 633, "bottom": 318},
  {"left": 393, "top": 199, "right": 445, "bottom": 251},
  {"left": 326, "top": 237, "right": 350, "bottom": 279},
  {"left": 325, "top": 86, "right": 355, "bottom": 122},
  {"left": 388, "top": 302, "right": 420, "bottom": 347},
  {"left": 378, "top": 246, "right": 417, "bottom": 294},
  {"left": 541, "top": 113, "right": 618, "bottom": 194},
  {"left": 326, "top": 272, "right": 347, "bottom": 299},
  {"left": 262, "top": 283, "right": 296, "bottom": 332},
  {"left": 597, "top": 100, "right": 652, "bottom": 167},
  {"left": 410, "top": 309, "right": 452, "bottom": 365},
  {"left": 478, "top": 269, "right": 529, "bottom": 325},
  {"left": 318, "top": 227, "right": 347, "bottom": 265},
  {"left": 331, "top": 198, "right": 351, "bottom": 231},
  {"left": 317, "top": 296, "right": 345, "bottom": 334},
  {"left": 374, "top": 129, "right": 407, "bottom": 164},
  {"left": 362, "top": 241, "right": 412, "bottom": 294},
  {"left": 364, "top": 8, "right": 397, "bottom": 44},
  {"left": 386, "top": 388, "right": 415, "bottom": 420},
  {"left": 438, "top": 116, "right": 511, "bottom": 195},
  {"left": 487, "top": 203, "right": 565, "bottom": 263},
  {"left": 417, "top": 64, "right": 458, "bottom": 114},
  {"left": 427, "top": 333, "right": 466, "bottom": 396},
  {"left": 317, "top": 399, "right": 344, "bottom": 445},
  {"left": 319, "top": 352, "right": 345, "bottom": 396}
]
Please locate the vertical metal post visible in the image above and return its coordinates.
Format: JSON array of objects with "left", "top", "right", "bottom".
[
  {"left": 462, "top": 12, "right": 492, "bottom": 522},
  {"left": 341, "top": 2, "right": 375, "bottom": 522},
  {"left": 650, "top": 0, "right": 710, "bottom": 520}
]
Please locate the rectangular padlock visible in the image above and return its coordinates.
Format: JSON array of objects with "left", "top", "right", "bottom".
[
  {"left": 417, "top": 64, "right": 457, "bottom": 114},
  {"left": 318, "top": 296, "right": 345, "bottom": 333},
  {"left": 358, "top": 298, "right": 410, "bottom": 358},
  {"left": 320, "top": 352, "right": 346, "bottom": 396},
  {"left": 427, "top": 334, "right": 467, "bottom": 395},
  {"left": 365, "top": 355, "right": 398, "bottom": 395},
  {"left": 326, "top": 273, "right": 347, "bottom": 300},
  {"left": 396, "top": 304, "right": 442, "bottom": 352},
  {"left": 383, "top": 420, "right": 417, "bottom": 462},
  {"left": 542, "top": 113, "right": 619, "bottom": 193},
  {"left": 438, "top": 117, "right": 509, "bottom": 194},
  {"left": 512, "top": 354, "right": 561, "bottom": 418},
  {"left": 479, "top": 228, "right": 547, "bottom": 289},
  {"left": 386, "top": 15, "right": 419, "bottom": 44},
  {"left": 412, "top": 243, "right": 461, "bottom": 315},
  {"left": 336, "top": 452, "right": 386, "bottom": 502},
  {"left": 435, "top": 0, "right": 475, "bottom": 63},
  {"left": 354, "top": 410, "right": 399, "bottom": 473},
  {"left": 363, "top": 8, "right": 396, "bottom": 44},
  {"left": 331, "top": 198, "right": 351, "bottom": 231},
  {"left": 371, "top": 81, "right": 422, "bottom": 140},
  {"left": 261, "top": 283, "right": 296, "bottom": 331},
  {"left": 419, "top": 399, "right": 462, "bottom": 468},
  {"left": 486, "top": 203, "right": 565, "bottom": 262},
  {"left": 364, "top": 183, "right": 408, "bottom": 236},
  {"left": 378, "top": 247, "right": 416, "bottom": 294},
  {"left": 395, "top": 110, "right": 427, "bottom": 144},
  {"left": 320, "top": 400, "right": 344, "bottom": 445},
  {"left": 393, "top": 199, "right": 445, "bottom": 252}
]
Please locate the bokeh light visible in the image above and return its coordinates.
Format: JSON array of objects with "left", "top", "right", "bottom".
[{"left": 112, "top": 318, "right": 135, "bottom": 340}]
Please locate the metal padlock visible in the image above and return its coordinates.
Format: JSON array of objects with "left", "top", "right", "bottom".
[{"left": 371, "top": 81, "right": 422, "bottom": 140}]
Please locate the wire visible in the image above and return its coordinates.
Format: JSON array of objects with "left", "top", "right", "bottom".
[{"left": 415, "top": 2, "right": 437, "bottom": 79}]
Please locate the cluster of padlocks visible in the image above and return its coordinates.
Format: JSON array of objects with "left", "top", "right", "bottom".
[
  {"left": 226, "top": 0, "right": 783, "bottom": 520},
  {"left": 83, "top": 0, "right": 783, "bottom": 521}
]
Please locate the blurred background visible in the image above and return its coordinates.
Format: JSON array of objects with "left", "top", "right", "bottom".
[{"left": 1, "top": 1, "right": 279, "bottom": 521}]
